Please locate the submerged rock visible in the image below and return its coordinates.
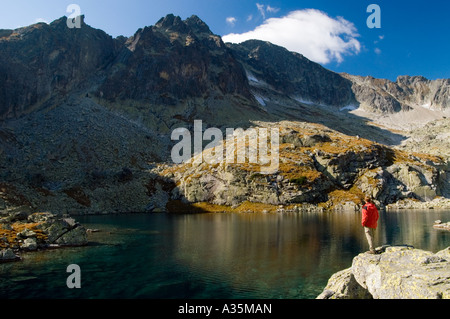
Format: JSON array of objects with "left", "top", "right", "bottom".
[
  {"left": 433, "top": 221, "right": 450, "bottom": 231},
  {"left": 318, "top": 245, "right": 450, "bottom": 299},
  {"left": 0, "top": 248, "right": 20, "bottom": 262}
]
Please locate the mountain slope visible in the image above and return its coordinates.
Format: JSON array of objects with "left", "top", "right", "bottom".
[
  {"left": 0, "top": 14, "right": 449, "bottom": 214},
  {"left": 228, "top": 40, "right": 356, "bottom": 108},
  {"left": 94, "top": 15, "right": 278, "bottom": 134},
  {"left": 161, "top": 121, "right": 449, "bottom": 212},
  {"left": 0, "top": 16, "right": 118, "bottom": 120},
  {"left": 343, "top": 73, "right": 450, "bottom": 113}
]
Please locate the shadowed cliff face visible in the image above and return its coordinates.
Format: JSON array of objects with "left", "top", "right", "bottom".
[
  {"left": 0, "top": 16, "right": 117, "bottom": 120},
  {"left": 227, "top": 40, "right": 357, "bottom": 108},
  {"left": 97, "top": 14, "right": 253, "bottom": 105}
]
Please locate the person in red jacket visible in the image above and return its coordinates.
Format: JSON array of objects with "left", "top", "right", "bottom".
[{"left": 362, "top": 196, "right": 379, "bottom": 254}]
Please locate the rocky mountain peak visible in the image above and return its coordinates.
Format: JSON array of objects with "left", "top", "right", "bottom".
[
  {"left": 155, "top": 14, "right": 188, "bottom": 33},
  {"left": 184, "top": 15, "right": 213, "bottom": 34},
  {"left": 396, "top": 75, "right": 429, "bottom": 85},
  {"left": 154, "top": 14, "right": 213, "bottom": 37},
  {"left": 96, "top": 14, "right": 252, "bottom": 110}
]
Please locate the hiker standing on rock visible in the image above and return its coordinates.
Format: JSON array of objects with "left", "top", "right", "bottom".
[{"left": 362, "top": 196, "right": 379, "bottom": 254}]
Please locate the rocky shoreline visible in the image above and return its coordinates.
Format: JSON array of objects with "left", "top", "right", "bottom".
[
  {"left": 386, "top": 197, "right": 450, "bottom": 211},
  {"left": 317, "top": 245, "right": 450, "bottom": 299},
  {"left": 0, "top": 211, "right": 88, "bottom": 263}
]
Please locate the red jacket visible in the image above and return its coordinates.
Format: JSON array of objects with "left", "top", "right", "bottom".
[{"left": 362, "top": 202, "right": 379, "bottom": 229}]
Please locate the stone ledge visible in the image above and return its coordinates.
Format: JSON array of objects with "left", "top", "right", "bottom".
[{"left": 317, "top": 245, "right": 450, "bottom": 299}]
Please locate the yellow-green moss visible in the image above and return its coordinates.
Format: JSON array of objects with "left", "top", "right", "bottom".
[{"left": 0, "top": 221, "right": 48, "bottom": 249}]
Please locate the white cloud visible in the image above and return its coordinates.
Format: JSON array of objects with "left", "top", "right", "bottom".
[
  {"left": 226, "top": 17, "right": 237, "bottom": 26},
  {"left": 374, "top": 35, "right": 385, "bottom": 44},
  {"left": 223, "top": 9, "right": 361, "bottom": 64},
  {"left": 256, "top": 3, "right": 266, "bottom": 19},
  {"left": 374, "top": 48, "right": 382, "bottom": 55},
  {"left": 266, "top": 5, "right": 280, "bottom": 14},
  {"left": 256, "top": 3, "right": 280, "bottom": 18}
]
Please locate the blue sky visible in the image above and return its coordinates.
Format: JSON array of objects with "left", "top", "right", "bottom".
[{"left": 0, "top": 0, "right": 449, "bottom": 81}]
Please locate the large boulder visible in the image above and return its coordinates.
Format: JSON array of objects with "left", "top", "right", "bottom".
[
  {"left": 36, "top": 216, "right": 88, "bottom": 246},
  {"left": 316, "top": 268, "right": 372, "bottom": 299},
  {"left": 318, "top": 246, "right": 450, "bottom": 299},
  {"left": 352, "top": 246, "right": 449, "bottom": 299}
]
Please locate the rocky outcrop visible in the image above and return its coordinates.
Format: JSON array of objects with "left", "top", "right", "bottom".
[
  {"left": 342, "top": 74, "right": 450, "bottom": 114},
  {"left": 0, "top": 211, "right": 88, "bottom": 261},
  {"left": 99, "top": 14, "right": 252, "bottom": 104},
  {"left": 163, "top": 121, "right": 450, "bottom": 212},
  {"left": 0, "top": 248, "right": 20, "bottom": 262},
  {"left": 318, "top": 246, "right": 450, "bottom": 299},
  {"left": 316, "top": 268, "right": 372, "bottom": 299},
  {"left": 398, "top": 118, "right": 450, "bottom": 160}
]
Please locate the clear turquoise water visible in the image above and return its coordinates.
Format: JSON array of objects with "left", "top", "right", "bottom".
[{"left": 1, "top": 210, "right": 449, "bottom": 299}]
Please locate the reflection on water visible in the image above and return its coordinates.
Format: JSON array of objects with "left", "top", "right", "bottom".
[{"left": 1, "top": 210, "right": 449, "bottom": 299}]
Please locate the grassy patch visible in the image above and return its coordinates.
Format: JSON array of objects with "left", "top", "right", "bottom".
[
  {"left": 0, "top": 221, "right": 48, "bottom": 249},
  {"left": 166, "top": 200, "right": 282, "bottom": 214}
]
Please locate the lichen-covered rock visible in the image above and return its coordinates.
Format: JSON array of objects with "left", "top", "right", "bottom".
[
  {"left": 316, "top": 268, "right": 372, "bottom": 299},
  {"left": 352, "top": 246, "right": 450, "bottom": 299},
  {"left": 319, "top": 245, "right": 450, "bottom": 299},
  {"left": 164, "top": 121, "right": 449, "bottom": 212},
  {"left": 28, "top": 212, "right": 55, "bottom": 223},
  {"left": 0, "top": 212, "right": 88, "bottom": 260}
]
